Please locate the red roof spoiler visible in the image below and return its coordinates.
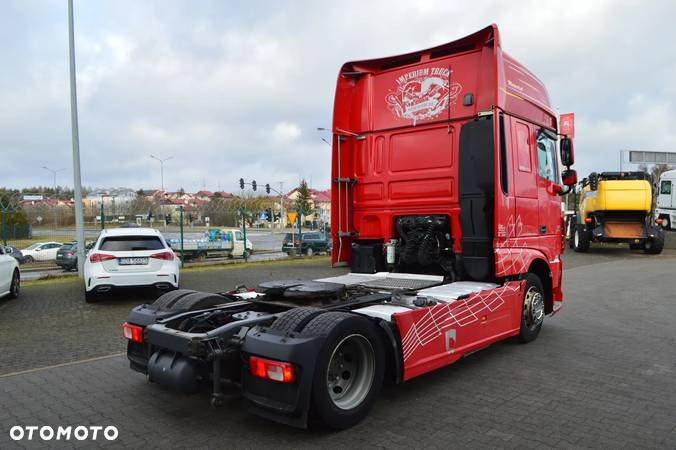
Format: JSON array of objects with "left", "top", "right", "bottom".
[{"left": 342, "top": 24, "right": 499, "bottom": 74}]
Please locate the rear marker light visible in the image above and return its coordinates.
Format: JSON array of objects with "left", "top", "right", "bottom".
[
  {"left": 122, "top": 322, "right": 144, "bottom": 343},
  {"left": 584, "top": 218, "right": 592, "bottom": 224},
  {"left": 150, "top": 251, "right": 175, "bottom": 261},
  {"left": 89, "top": 253, "right": 116, "bottom": 263},
  {"left": 656, "top": 218, "right": 663, "bottom": 225},
  {"left": 249, "top": 356, "right": 294, "bottom": 383}
]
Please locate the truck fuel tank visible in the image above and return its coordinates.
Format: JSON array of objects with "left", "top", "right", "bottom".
[{"left": 147, "top": 350, "right": 204, "bottom": 394}]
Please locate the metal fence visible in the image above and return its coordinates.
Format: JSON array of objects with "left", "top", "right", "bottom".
[{"left": 0, "top": 192, "right": 320, "bottom": 272}]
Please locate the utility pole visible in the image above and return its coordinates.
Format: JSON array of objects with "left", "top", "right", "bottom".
[
  {"left": 278, "top": 181, "right": 284, "bottom": 232},
  {"left": 150, "top": 155, "right": 173, "bottom": 191},
  {"left": 68, "top": 0, "right": 86, "bottom": 277}
]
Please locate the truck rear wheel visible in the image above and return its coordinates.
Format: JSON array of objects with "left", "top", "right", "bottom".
[
  {"left": 170, "top": 292, "right": 228, "bottom": 311},
  {"left": 302, "top": 312, "right": 384, "bottom": 430},
  {"left": 573, "top": 225, "right": 590, "bottom": 253},
  {"left": 148, "top": 289, "right": 197, "bottom": 311},
  {"left": 644, "top": 233, "right": 665, "bottom": 254},
  {"left": 519, "top": 274, "right": 545, "bottom": 343},
  {"left": 269, "top": 307, "right": 321, "bottom": 333}
]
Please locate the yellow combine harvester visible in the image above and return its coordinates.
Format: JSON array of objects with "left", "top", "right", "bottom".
[{"left": 569, "top": 172, "right": 664, "bottom": 253}]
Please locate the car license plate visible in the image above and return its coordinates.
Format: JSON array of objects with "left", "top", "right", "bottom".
[{"left": 118, "top": 257, "right": 149, "bottom": 265}]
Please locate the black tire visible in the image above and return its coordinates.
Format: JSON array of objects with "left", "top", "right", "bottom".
[
  {"left": 170, "top": 291, "right": 228, "bottom": 311},
  {"left": 148, "top": 289, "right": 197, "bottom": 311},
  {"left": 644, "top": 233, "right": 665, "bottom": 255},
  {"left": 302, "top": 312, "right": 384, "bottom": 430},
  {"left": 24, "top": 255, "right": 34, "bottom": 264},
  {"left": 269, "top": 307, "right": 322, "bottom": 333},
  {"left": 8, "top": 270, "right": 20, "bottom": 299},
  {"left": 573, "top": 225, "right": 590, "bottom": 253},
  {"left": 85, "top": 290, "right": 98, "bottom": 303},
  {"left": 519, "top": 274, "right": 545, "bottom": 343}
]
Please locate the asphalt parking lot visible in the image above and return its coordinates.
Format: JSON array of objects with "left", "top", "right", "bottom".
[{"left": 1, "top": 248, "right": 676, "bottom": 448}]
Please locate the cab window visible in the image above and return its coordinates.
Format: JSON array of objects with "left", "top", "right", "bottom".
[
  {"left": 235, "top": 231, "right": 244, "bottom": 240},
  {"left": 661, "top": 180, "right": 672, "bottom": 195},
  {"left": 536, "top": 132, "right": 558, "bottom": 183}
]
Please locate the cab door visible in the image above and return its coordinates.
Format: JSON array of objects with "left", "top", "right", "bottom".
[
  {"left": 233, "top": 231, "right": 245, "bottom": 256},
  {"left": 511, "top": 118, "right": 539, "bottom": 237},
  {"left": 535, "top": 130, "right": 563, "bottom": 260}
]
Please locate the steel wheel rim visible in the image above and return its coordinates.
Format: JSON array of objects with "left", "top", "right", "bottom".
[
  {"left": 523, "top": 286, "right": 544, "bottom": 330},
  {"left": 326, "top": 334, "right": 375, "bottom": 410}
]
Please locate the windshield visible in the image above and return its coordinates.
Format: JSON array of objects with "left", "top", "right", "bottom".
[
  {"left": 99, "top": 236, "right": 165, "bottom": 251},
  {"left": 25, "top": 244, "right": 41, "bottom": 250}
]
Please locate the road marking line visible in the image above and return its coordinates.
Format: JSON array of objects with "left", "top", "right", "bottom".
[{"left": 0, "top": 352, "right": 126, "bottom": 379}]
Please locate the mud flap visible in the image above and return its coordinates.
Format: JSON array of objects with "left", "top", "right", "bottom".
[{"left": 241, "top": 327, "right": 324, "bottom": 428}]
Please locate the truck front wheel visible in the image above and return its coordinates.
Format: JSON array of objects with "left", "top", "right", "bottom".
[
  {"left": 573, "top": 225, "right": 590, "bottom": 253},
  {"left": 303, "top": 312, "right": 384, "bottom": 430},
  {"left": 519, "top": 274, "right": 545, "bottom": 343}
]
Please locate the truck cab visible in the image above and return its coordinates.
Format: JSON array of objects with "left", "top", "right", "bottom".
[
  {"left": 656, "top": 169, "right": 676, "bottom": 230},
  {"left": 330, "top": 24, "right": 575, "bottom": 313}
]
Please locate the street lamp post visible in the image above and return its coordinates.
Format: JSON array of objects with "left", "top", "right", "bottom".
[
  {"left": 150, "top": 155, "right": 173, "bottom": 191},
  {"left": 43, "top": 166, "right": 65, "bottom": 229},
  {"left": 42, "top": 166, "right": 65, "bottom": 195}
]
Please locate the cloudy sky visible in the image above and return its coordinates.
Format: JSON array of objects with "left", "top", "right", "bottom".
[{"left": 2, "top": 0, "right": 676, "bottom": 193}]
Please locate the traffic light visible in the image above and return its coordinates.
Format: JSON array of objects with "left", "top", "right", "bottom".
[
  {"left": 267, "top": 208, "right": 273, "bottom": 222},
  {"left": 252, "top": 180, "right": 257, "bottom": 191},
  {"left": 239, "top": 178, "right": 244, "bottom": 190},
  {"left": 265, "top": 183, "right": 271, "bottom": 194}
]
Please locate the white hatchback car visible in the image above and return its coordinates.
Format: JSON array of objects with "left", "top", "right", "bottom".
[
  {"left": 21, "top": 241, "right": 63, "bottom": 263},
  {"left": 0, "top": 245, "right": 20, "bottom": 299},
  {"left": 84, "top": 228, "right": 180, "bottom": 302}
]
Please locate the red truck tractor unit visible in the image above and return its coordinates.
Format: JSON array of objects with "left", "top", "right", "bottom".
[{"left": 122, "top": 25, "right": 576, "bottom": 429}]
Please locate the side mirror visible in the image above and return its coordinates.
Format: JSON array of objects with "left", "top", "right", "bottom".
[
  {"left": 562, "top": 169, "right": 578, "bottom": 186},
  {"left": 560, "top": 137, "right": 574, "bottom": 167}
]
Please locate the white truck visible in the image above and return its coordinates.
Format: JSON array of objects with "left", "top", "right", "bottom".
[
  {"left": 656, "top": 169, "right": 676, "bottom": 230},
  {"left": 167, "top": 228, "right": 253, "bottom": 261}
]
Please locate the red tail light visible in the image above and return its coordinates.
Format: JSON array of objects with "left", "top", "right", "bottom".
[
  {"left": 584, "top": 217, "right": 592, "bottom": 224},
  {"left": 656, "top": 218, "right": 663, "bottom": 225},
  {"left": 89, "top": 253, "right": 116, "bottom": 263},
  {"left": 249, "top": 356, "right": 294, "bottom": 383},
  {"left": 122, "top": 322, "right": 144, "bottom": 343},
  {"left": 65, "top": 252, "right": 75, "bottom": 256},
  {"left": 150, "top": 251, "right": 174, "bottom": 261},
  {"left": 294, "top": 240, "right": 300, "bottom": 245}
]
